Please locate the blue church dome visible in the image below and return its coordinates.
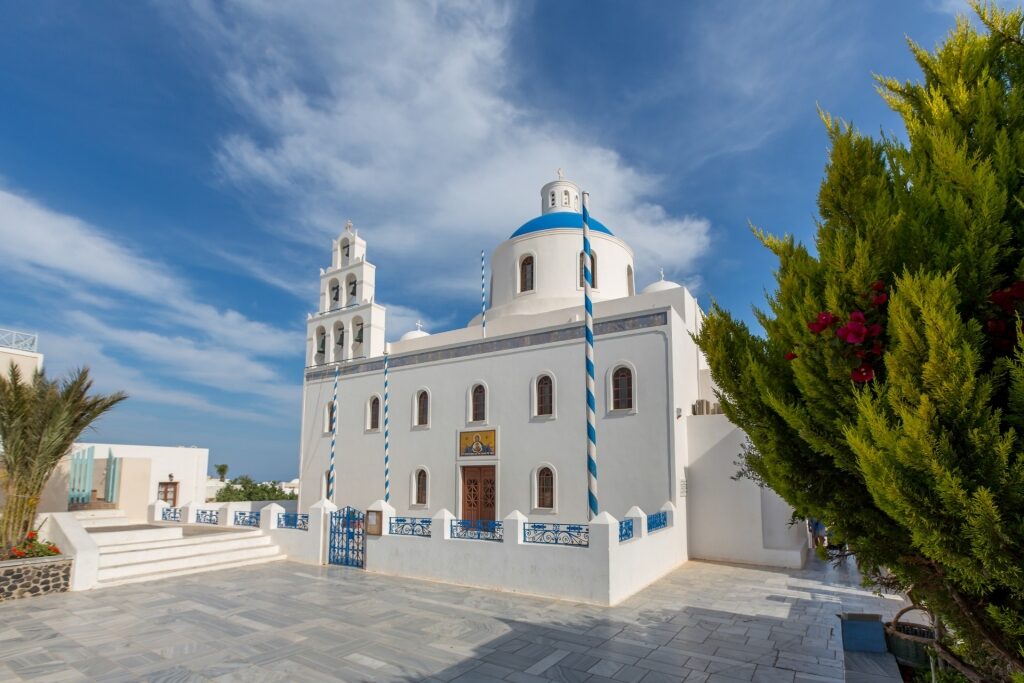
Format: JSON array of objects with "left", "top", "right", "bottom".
[{"left": 510, "top": 212, "right": 614, "bottom": 239}]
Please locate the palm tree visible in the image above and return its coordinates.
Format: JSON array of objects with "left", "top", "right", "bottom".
[
  {"left": 214, "top": 463, "right": 228, "bottom": 482},
  {"left": 0, "top": 365, "right": 126, "bottom": 551}
]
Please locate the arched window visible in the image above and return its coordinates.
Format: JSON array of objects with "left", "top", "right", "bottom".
[
  {"left": 612, "top": 367, "right": 633, "bottom": 410},
  {"left": 574, "top": 194, "right": 579, "bottom": 210},
  {"left": 537, "top": 467, "right": 554, "bottom": 509},
  {"left": 369, "top": 396, "right": 380, "bottom": 430},
  {"left": 536, "top": 375, "right": 553, "bottom": 416},
  {"left": 416, "top": 390, "right": 429, "bottom": 426},
  {"left": 314, "top": 327, "right": 326, "bottom": 364},
  {"left": 415, "top": 469, "right": 428, "bottom": 505},
  {"left": 627, "top": 265, "right": 635, "bottom": 296},
  {"left": 339, "top": 239, "right": 351, "bottom": 265},
  {"left": 579, "top": 250, "right": 597, "bottom": 288},
  {"left": 562, "top": 189, "right": 570, "bottom": 207},
  {"left": 519, "top": 256, "right": 534, "bottom": 292},
  {"left": 471, "top": 384, "right": 486, "bottom": 422},
  {"left": 324, "top": 401, "right": 336, "bottom": 433},
  {"left": 549, "top": 191, "right": 556, "bottom": 208},
  {"left": 329, "top": 278, "right": 340, "bottom": 308}
]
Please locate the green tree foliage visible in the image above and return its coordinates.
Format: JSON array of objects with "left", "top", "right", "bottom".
[
  {"left": 214, "top": 475, "right": 296, "bottom": 502},
  {"left": 696, "top": 5, "right": 1024, "bottom": 680},
  {"left": 214, "top": 463, "right": 228, "bottom": 481},
  {"left": 0, "top": 365, "right": 126, "bottom": 552}
]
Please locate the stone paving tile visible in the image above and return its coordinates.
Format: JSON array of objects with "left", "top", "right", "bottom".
[{"left": 0, "top": 556, "right": 907, "bottom": 682}]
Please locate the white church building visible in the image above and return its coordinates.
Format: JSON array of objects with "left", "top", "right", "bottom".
[{"left": 296, "top": 174, "right": 807, "bottom": 595}]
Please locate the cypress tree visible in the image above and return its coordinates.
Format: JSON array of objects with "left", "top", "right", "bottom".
[{"left": 697, "top": 4, "right": 1024, "bottom": 679}]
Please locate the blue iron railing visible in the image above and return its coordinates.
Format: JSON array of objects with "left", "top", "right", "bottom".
[
  {"left": 234, "top": 511, "right": 261, "bottom": 527},
  {"left": 450, "top": 519, "right": 503, "bottom": 541},
  {"left": 619, "top": 518, "right": 634, "bottom": 542},
  {"left": 162, "top": 506, "right": 182, "bottom": 522},
  {"left": 196, "top": 509, "right": 219, "bottom": 525},
  {"left": 389, "top": 517, "right": 431, "bottom": 537},
  {"left": 278, "top": 513, "right": 309, "bottom": 531},
  {"left": 647, "top": 510, "right": 668, "bottom": 533},
  {"left": 523, "top": 522, "right": 589, "bottom": 547}
]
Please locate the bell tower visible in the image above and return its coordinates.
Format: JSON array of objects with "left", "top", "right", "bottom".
[
  {"left": 540, "top": 168, "right": 582, "bottom": 215},
  {"left": 307, "top": 220, "right": 386, "bottom": 366}
]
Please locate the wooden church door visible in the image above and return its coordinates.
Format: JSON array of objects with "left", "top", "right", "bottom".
[{"left": 461, "top": 466, "right": 496, "bottom": 522}]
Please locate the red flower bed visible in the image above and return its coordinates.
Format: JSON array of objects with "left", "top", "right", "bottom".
[{"left": 3, "top": 530, "right": 61, "bottom": 561}]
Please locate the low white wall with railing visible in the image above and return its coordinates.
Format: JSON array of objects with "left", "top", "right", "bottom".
[{"left": 365, "top": 500, "right": 684, "bottom": 606}]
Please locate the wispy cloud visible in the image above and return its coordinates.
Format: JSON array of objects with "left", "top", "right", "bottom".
[
  {"left": 171, "top": 1, "right": 712, "bottom": 295},
  {"left": 0, "top": 186, "right": 300, "bottom": 416}
]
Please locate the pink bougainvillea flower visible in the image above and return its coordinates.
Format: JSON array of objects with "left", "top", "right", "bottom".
[
  {"left": 837, "top": 322, "right": 868, "bottom": 344},
  {"left": 807, "top": 311, "right": 837, "bottom": 334},
  {"left": 987, "top": 319, "right": 1007, "bottom": 334},
  {"left": 871, "top": 340, "right": 884, "bottom": 355},
  {"left": 784, "top": 352, "right": 797, "bottom": 361},
  {"left": 849, "top": 311, "right": 866, "bottom": 324},
  {"left": 872, "top": 293, "right": 888, "bottom": 306},
  {"left": 871, "top": 280, "right": 885, "bottom": 292},
  {"left": 1011, "top": 281, "right": 1024, "bottom": 299},
  {"left": 851, "top": 364, "right": 875, "bottom": 383},
  {"left": 867, "top": 323, "right": 883, "bottom": 338},
  {"left": 991, "top": 290, "right": 1015, "bottom": 313}
]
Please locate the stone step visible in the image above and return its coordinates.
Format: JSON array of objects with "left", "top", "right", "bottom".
[
  {"left": 99, "top": 535, "right": 275, "bottom": 568},
  {"left": 91, "top": 526, "right": 184, "bottom": 547},
  {"left": 79, "top": 517, "right": 134, "bottom": 528},
  {"left": 72, "top": 508, "right": 126, "bottom": 519},
  {"left": 97, "top": 544, "right": 284, "bottom": 581},
  {"left": 99, "top": 529, "right": 263, "bottom": 554},
  {"left": 95, "top": 554, "right": 288, "bottom": 588}
]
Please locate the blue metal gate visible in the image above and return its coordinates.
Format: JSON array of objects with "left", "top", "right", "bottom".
[
  {"left": 328, "top": 507, "right": 365, "bottom": 568},
  {"left": 68, "top": 447, "right": 95, "bottom": 505}
]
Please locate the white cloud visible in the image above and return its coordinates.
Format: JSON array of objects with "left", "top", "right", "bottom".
[
  {"left": 172, "top": 1, "right": 713, "bottom": 298},
  {"left": 0, "top": 186, "right": 301, "bottom": 416}
]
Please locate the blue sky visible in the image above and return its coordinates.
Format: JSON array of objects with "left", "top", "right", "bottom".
[{"left": 0, "top": 1, "right": 976, "bottom": 480}]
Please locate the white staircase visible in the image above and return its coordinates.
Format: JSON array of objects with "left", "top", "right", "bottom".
[{"left": 73, "top": 510, "right": 286, "bottom": 588}]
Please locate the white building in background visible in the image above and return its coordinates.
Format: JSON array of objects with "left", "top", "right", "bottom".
[
  {"left": 0, "top": 327, "right": 43, "bottom": 376},
  {"left": 297, "top": 174, "right": 806, "bottom": 569}
]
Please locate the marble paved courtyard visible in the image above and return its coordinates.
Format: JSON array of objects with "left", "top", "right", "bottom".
[{"left": 0, "top": 558, "right": 906, "bottom": 682}]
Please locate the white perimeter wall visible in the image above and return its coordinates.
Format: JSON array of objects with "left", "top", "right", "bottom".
[{"left": 684, "top": 415, "right": 806, "bottom": 568}]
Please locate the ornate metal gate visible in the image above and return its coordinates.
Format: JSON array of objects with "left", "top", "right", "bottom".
[{"left": 328, "top": 506, "right": 365, "bottom": 568}]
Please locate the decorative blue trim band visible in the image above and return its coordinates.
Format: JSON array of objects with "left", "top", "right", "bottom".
[
  {"left": 195, "top": 509, "right": 219, "bottom": 525},
  {"left": 523, "top": 522, "right": 589, "bottom": 547},
  {"left": 234, "top": 511, "right": 260, "bottom": 527},
  {"left": 390, "top": 517, "right": 431, "bottom": 537},
  {"left": 450, "top": 519, "right": 503, "bottom": 542},
  {"left": 619, "top": 518, "right": 634, "bottom": 542},
  {"left": 510, "top": 212, "right": 613, "bottom": 238},
  {"left": 278, "top": 513, "right": 309, "bottom": 531},
  {"left": 647, "top": 510, "right": 668, "bottom": 532}
]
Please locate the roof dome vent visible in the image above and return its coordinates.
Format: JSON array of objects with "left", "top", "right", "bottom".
[
  {"left": 642, "top": 269, "right": 682, "bottom": 294},
  {"left": 399, "top": 321, "right": 430, "bottom": 341}
]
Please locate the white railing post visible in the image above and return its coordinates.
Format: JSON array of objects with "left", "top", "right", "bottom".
[
  {"left": 660, "top": 501, "right": 676, "bottom": 528},
  {"left": 309, "top": 499, "right": 337, "bottom": 565},
  {"left": 503, "top": 510, "right": 527, "bottom": 547},
  {"left": 433, "top": 508, "right": 454, "bottom": 544},
  {"left": 149, "top": 500, "right": 169, "bottom": 523},
  {"left": 261, "top": 502, "right": 284, "bottom": 531}
]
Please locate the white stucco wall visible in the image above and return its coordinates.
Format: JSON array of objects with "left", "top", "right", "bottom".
[
  {"left": 299, "top": 313, "right": 675, "bottom": 523},
  {"left": 684, "top": 415, "right": 806, "bottom": 568}
]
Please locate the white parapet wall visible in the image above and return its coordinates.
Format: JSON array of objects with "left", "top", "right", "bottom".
[{"left": 365, "top": 500, "right": 686, "bottom": 606}]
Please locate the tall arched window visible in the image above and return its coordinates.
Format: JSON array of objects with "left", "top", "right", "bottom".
[
  {"left": 579, "top": 250, "right": 597, "bottom": 288},
  {"left": 415, "top": 469, "right": 428, "bottom": 505},
  {"left": 519, "top": 256, "right": 534, "bottom": 292},
  {"left": 612, "top": 367, "right": 634, "bottom": 410},
  {"left": 536, "top": 375, "right": 553, "bottom": 416},
  {"left": 314, "top": 327, "right": 326, "bottom": 364},
  {"left": 471, "top": 384, "right": 486, "bottom": 422},
  {"left": 346, "top": 275, "right": 358, "bottom": 305},
  {"left": 329, "top": 278, "right": 340, "bottom": 308},
  {"left": 369, "top": 396, "right": 380, "bottom": 430},
  {"left": 537, "top": 467, "right": 554, "bottom": 509},
  {"left": 562, "top": 189, "right": 570, "bottom": 207},
  {"left": 416, "top": 390, "right": 429, "bottom": 426}
]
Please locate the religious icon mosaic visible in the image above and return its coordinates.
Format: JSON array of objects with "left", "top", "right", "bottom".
[{"left": 459, "top": 429, "right": 496, "bottom": 457}]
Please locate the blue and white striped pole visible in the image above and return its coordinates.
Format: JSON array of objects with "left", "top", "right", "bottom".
[
  {"left": 582, "top": 192, "right": 598, "bottom": 520},
  {"left": 383, "top": 353, "right": 391, "bottom": 503},
  {"left": 327, "top": 364, "right": 339, "bottom": 501},
  {"left": 481, "top": 249, "right": 487, "bottom": 337}
]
